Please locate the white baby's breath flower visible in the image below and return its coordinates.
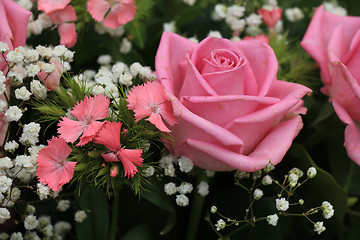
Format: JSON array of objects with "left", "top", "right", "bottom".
[
  {"left": 20, "top": 122, "right": 41, "bottom": 146},
  {"left": 54, "top": 221, "right": 72, "bottom": 235},
  {"left": 227, "top": 5, "right": 245, "bottom": 18},
  {"left": 163, "top": 21, "right": 176, "bottom": 32},
  {"left": 119, "top": 73, "right": 133, "bottom": 86},
  {"left": 0, "top": 157, "right": 13, "bottom": 169},
  {"left": 0, "top": 233, "right": 9, "bottom": 240},
  {"left": 97, "top": 55, "right": 112, "bottom": 65},
  {"left": 276, "top": 198, "right": 289, "bottom": 211},
  {"left": 36, "top": 45, "right": 53, "bottom": 58},
  {"left": 164, "top": 182, "right": 177, "bottom": 195},
  {"left": 285, "top": 7, "right": 304, "bottom": 22},
  {"left": 3, "top": 140, "right": 18, "bottom": 154},
  {"left": 288, "top": 173, "right": 299, "bottom": 187},
  {"left": 176, "top": 194, "right": 189, "bottom": 207},
  {"left": 289, "top": 167, "right": 303, "bottom": 178},
  {"left": 143, "top": 166, "right": 155, "bottom": 177},
  {"left": 178, "top": 156, "right": 194, "bottom": 173},
  {"left": 41, "top": 63, "right": 55, "bottom": 73},
  {"left": 0, "top": 208, "right": 10, "bottom": 224},
  {"left": 15, "top": 155, "right": 33, "bottom": 168},
  {"left": 0, "top": 176, "right": 12, "bottom": 193},
  {"left": 307, "top": 167, "right": 317, "bottom": 178},
  {"left": 9, "top": 187, "right": 21, "bottom": 201},
  {"left": 207, "top": 30, "right": 222, "bottom": 38},
  {"left": 37, "top": 183, "right": 50, "bottom": 200},
  {"left": 30, "top": 80, "right": 47, "bottom": 99},
  {"left": 53, "top": 45, "right": 67, "bottom": 58},
  {"left": 314, "top": 221, "right": 326, "bottom": 234},
  {"left": 75, "top": 210, "right": 87, "bottom": 223},
  {"left": 321, "top": 201, "right": 334, "bottom": 219},
  {"left": 5, "top": 106, "right": 23, "bottom": 122},
  {"left": 105, "top": 84, "right": 120, "bottom": 99},
  {"left": 215, "top": 219, "right": 226, "bottom": 231},
  {"left": 206, "top": 170, "right": 215, "bottom": 177},
  {"left": 91, "top": 85, "right": 105, "bottom": 95},
  {"left": 10, "top": 232, "right": 22, "bottom": 240},
  {"left": 15, "top": 86, "right": 32, "bottom": 101},
  {"left": 262, "top": 175, "right": 272, "bottom": 185},
  {"left": 253, "top": 188, "right": 263, "bottom": 200},
  {"left": 210, "top": 206, "right": 217, "bottom": 213},
  {"left": 57, "top": 200, "right": 71, "bottom": 212},
  {"left": 26, "top": 64, "right": 41, "bottom": 77},
  {"left": 183, "top": 0, "right": 196, "bottom": 6},
  {"left": 177, "top": 182, "right": 193, "bottom": 194},
  {"left": 0, "top": 99, "right": 6, "bottom": 113},
  {"left": 267, "top": 214, "right": 279, "bottom": 226},
  {"left": 197, "top": 181, "right": 209, "bottom": 196},
  {"left": 0, "top": 42, "right": 9, "bottom": 53},
  {"left": 26, "top": 205, "right": 36, "bottom": 215},
  {"left": 0, "top": 82, "right": 5, "bottom": 95},
  {"left": 214, "top": 4, "right": 227, "bottom": 20},
  {"left": 24, "top": 215, "right": 38, "bottom": 230},
  {"left": 119, "top": 38, "right": 132, "bottom": 54},
  {"left": 6, "top": 49, "right": 24, "bottom": 62},
  {"left": 25, "top": 49, "right": 39, "bottom": 62},
  {"left": 246, "top": 13, "right": 262, "bottom": 26}
]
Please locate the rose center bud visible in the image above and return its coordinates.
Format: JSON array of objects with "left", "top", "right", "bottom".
[{"left": 201, "top": 49, "right": 245, "bottom": 74}]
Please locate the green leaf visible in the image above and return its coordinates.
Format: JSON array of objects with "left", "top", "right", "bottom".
[
  {"left": 287, "top": 144, "right": 347, "bottom": 238},
  {"left": 125, "top": 20, "right": 146, "bottom": 49},
  {"left": 75, "top": 185, "right": 110, "bottom": 240},
  {"left": 141, "top": 181, "right": 177, "bottom": 235},
  {"left": 121, "top": 223, "right": 153, "bottom": 240}
]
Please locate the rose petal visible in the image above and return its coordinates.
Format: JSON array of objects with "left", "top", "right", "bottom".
[
  {"left": 177, "top": 138, "right": 269, "bottom": 171},
  {"left": 248, "top": 115, "right": 304, "bottom": 166},
  {"left": 332, "top": 100, "right": 360, "bottom": 165},
  {"left": 38, "top": 0, "right": 71, "bottom": 14},
  {"left": 233, "top": 39, "right": 278, "bottom": 96},
  {"left": 155, "top": 32, "right": 198, "bottom": 95}
]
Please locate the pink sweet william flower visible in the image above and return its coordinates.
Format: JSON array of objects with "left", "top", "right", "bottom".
[
  {"left": 87, "top": 0, "right": 136, "bottom": 29},
  {"left": 94, "top": 121, "right": 143, "bottom": 178},
  {"left": 37, "top": 59, "right": 63, "bottom": 91},
  {"left": 257, "top": 8, "right": 282, "bottom": 29},
  {"left": 37, "top": 0, "right": 71, "bottom": 14},
  {"left": 47, "top": 5, "right": 77, "bottom": 47},
  {"left": 126, "top": 81, "right": 177, "bottom": 132},
  {"left": 243, "top": 34, "right": 269, "bottom": 44},
  {"left": 36, "top": 137, "right": 77, "bottom": 191},
  {"left": 58, "top": 94, "right": 110, "bottom": 146}
]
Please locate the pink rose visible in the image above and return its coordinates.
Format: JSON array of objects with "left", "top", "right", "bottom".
[
  {"left": 156, "top": 32, "right": 311, "bottom": 171},
  {"left": 0, "top": 0, "right": 31, "bottom": 71},
  {"left": 301, "top": 6, "right": 360, "bottom": 164}
]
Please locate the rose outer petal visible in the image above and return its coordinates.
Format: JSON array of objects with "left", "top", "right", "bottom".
[
  {"left": 332, "top": 100, "right": 360, "bottom": 165},
  {"left": 155, "top": 32, "right": 198, "bottom": 95}
]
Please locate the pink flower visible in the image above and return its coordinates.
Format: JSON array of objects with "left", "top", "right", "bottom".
[
  {"left": 0, "top": 0, "right": 31, "bottom": 71},
  {"left": 37, "top": 0, "right": 71, "bottom": 14},
  {"left": 58, "top": 94, "right": 110, "bottom": 146},
  {"left": 243, "top": 34, "right": 269, "bottom": 44},
  {"left": 94, "top": 121, "right": 143, "bottom": 178},
  {"left": 47, "top": 5, "right": 77, "bottom": 47},
  {"left": 37, "top": 59, "right": 63, "bottom": 91},
  {"left": 257, "top": 8, "right": 283, "bottom": 29},
  {"left": 36, "top": 137, "right": 77, "bottom": 191},
  {"left": 87, "top": 0, "right": 136, "bottom": 29},
  {"left": 301, "top": 5, "right": 360, "bottom": 165},
  {"left": 126, "top": 81, "right": 177, "bottom": 132},
  {"left": 155, "top": 32, "right": 311, "bottom": 172}
]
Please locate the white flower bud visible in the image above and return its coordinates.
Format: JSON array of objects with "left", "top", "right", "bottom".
[{"left": 307, "top": 167, "right": 317, "bottom": 178}]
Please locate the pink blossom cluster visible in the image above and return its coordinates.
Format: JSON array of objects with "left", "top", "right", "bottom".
[{"left": 36, "top": 0, "right": 136, "bottom": 47}]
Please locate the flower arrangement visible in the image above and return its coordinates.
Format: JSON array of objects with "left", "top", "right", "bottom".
[{"left": 0, "top": 0, "right": 359, "bottom": 239}]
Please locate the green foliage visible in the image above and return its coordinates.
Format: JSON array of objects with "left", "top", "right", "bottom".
[{"left": 75, "top": 185, "right": 110, "bottom": 240}]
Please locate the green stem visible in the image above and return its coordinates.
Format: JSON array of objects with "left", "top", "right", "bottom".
[
  {"left": 109, "top": 188, "right": 121, "bottom": 240},
  {"left": 185, "top": 173, "right": 208, "bottom": 240},
  {"left": 344, "top": 161, "right": 355, "bottom": 193}
]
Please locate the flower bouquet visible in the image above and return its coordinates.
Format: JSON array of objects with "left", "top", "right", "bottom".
[{"left": 0, "top": 0, "right": 359, "bottom": 239}]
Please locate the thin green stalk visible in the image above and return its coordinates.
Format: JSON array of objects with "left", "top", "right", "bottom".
[
  {"left": 344, "top": 161, "right": 355, "bottom": 193},
  {"left": 185, "top": 173, "right": 209, "bottom": 240},
  {"left": 109, "top": 188, "right": 121, "bottom": 240}
]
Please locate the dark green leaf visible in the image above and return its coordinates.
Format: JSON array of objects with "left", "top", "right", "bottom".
[
  {"left": 121, "top": 223, "right": 153, "bottom": 240},
  {"left": 75, "top": 185, "right": 109, "bottom": 240}
]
